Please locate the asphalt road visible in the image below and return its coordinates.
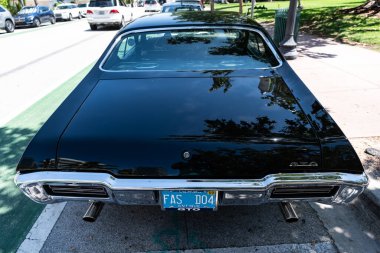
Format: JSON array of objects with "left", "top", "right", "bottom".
[
  {"left": 1, "top": 13, "right": 380, "bottom": 253},
  {"left": 40, "top": 201, "right": 380, "bottom": 253},
  {"left": 0, "top": 19, "right": 118, "bottom": 126}
]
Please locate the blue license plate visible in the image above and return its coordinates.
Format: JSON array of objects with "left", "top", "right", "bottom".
[{"left": 161, "top": 190, "right": 217, "bottom": 210}]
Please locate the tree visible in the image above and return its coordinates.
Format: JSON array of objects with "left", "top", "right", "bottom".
[
  {"left": 210, "top": 0, "right": 214, "bottom": 11},
  {"left": 340, "top": 0, "right": 380, "bottom": 16},
  {"left": 238, "top": 0, "right": 243, "bottom": 14}
]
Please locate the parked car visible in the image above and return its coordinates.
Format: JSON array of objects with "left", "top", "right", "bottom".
[
  {"left": 14, "top": 6, "right": 55, "bottom": 27},
  {"left": 161, "top": 2, "right": 202, "bottom": 12},
  {"left": 78, "top": 3, "right": 89, "bottom": 17},
  {"left": 144, "top": 0, "right": 160, "bottom": 12},
  {"left": 0, "top": 4, "right": 15, "bottom": 33},
  {"left": 86, "top": 0, "right": 133, "bottom": 30},
  {"left": 15, "top": 12, "right": 368, "bottom": 222},
  {"left": 54, "top": 3, "right": 81, "bottom": 21}
]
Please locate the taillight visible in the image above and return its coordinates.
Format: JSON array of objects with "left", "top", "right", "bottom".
[
  {"left": 87, "top": 10, "right": 93, "bottom": 14},
  {"left": 110, "top": 9, "right": 119, "bottom": 14}
]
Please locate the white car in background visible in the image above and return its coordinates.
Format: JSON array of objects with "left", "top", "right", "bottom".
[
  {"left": 54, "top": 3, "right": 81, "bottom": 21},
  {"left": 78, "top": 3, "right": 89, "bottom": 17},
  {"left": 0, "top": 4, "right": 15, "bottom": 33},
  {"left": 144, "top": 0, "right": 160, "bottom": 12},
  {"left": 86, "top": 0, "right": 133, "bottom": 30}
]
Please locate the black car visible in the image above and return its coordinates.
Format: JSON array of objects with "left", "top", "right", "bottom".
[
  {"left": 15, "top": 12, "right": 367, "bottom": 220},
  {"left": 14, "top": 6, "right": 55, "bottom": 27}
]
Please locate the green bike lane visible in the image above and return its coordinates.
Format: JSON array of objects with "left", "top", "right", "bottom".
[{"left": 0, "top": 64, "right": 93, "bottom": 253}]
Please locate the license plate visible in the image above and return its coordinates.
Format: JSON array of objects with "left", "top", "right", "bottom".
[
  {"left": 161, "top": 190, "right": 217, "bottom": 210},
  {"left": 98, "top": 11, "right": 105, "bottom": 15}
]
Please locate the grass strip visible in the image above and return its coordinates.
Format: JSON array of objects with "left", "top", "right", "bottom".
[{"left": 215, "top": 0, "right": 380, "bottom": 50}]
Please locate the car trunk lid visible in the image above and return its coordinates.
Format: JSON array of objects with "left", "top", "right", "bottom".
[{"left": 57, "top": 75, "right": 322, "bottom": 179}]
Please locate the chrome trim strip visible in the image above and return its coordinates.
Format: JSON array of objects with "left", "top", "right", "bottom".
[
  {"left": 15, "top": 171, "right": 368, "bottom": 190},
  {"left": 98, "top": 26, "right": 283, "bottom": 73},
  {"left": 15, "top": 171, "right": 368, "bottom": 205}
]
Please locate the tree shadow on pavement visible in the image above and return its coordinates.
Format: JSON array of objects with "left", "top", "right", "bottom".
[
  {"left": 296, "top": 34, "right": 338, "bottom": 59},
  {"left": 262, "top": 22, "right": 338, "bottom": 59},
  {"left": 0, "top": 125, "right": 44, "bottom": 253}
]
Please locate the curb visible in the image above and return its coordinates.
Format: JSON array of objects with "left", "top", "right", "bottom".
[{"left": 357, "top": 175, "right": 380, "bottom": 220}]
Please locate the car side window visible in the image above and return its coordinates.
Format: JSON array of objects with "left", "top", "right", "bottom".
[
  {"left": 0, "top": 6, "right": 5, "bottom": 12},
  {"left": 120, "top": 0, "right": 126, "bottom": 6},
  {"left": 248, "top": 32, "right": 272, "bottom": 61},
  {"left": 117, "top": 36, "right": 137, "bottom": 59}
]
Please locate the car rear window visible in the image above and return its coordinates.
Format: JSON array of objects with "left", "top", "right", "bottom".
[
  {"left": 89, "top": 0, "right": 115, "bottom": 7},
  {"left": 102, "top": 28, "right": 280, "bottom": 71},
  {"left": 145, "top": 0, "right": 157, "bottom": 4}
]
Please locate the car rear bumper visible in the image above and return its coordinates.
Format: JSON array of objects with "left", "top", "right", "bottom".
[
  {"left": 15, "top": 171, "right": 368, "bottom": 205},
  {"left": 87, "top": 16, "right": 121, "bottom": 25}
]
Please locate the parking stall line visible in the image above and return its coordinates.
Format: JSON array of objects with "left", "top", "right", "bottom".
[{"left": 17, "top": 203, "right": 67, "bottom": 253}]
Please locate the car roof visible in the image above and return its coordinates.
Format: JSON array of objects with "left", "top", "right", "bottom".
[{"left": 121, "top": 12, "right": 263, "bottom": 32}]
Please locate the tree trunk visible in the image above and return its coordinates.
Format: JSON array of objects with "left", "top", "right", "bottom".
[
  {"left": 210, "top": 0, "right": 214, "bottom": 11},
  {"left": 340, "top": 0, "right": 380, "bottom": 14},
  {"left": 238, "top": 0, "right": 243, "bottom": 14}
]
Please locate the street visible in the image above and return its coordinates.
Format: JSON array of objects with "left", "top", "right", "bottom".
[
  {"left": 1, "top": 13, "right": 380, "bottom": 253},
  {"left": 0, "top": 19, "right": 118, "bottom": 126},
  {"left": 38, "top": 202, "right": 380, "bottom": 253}
]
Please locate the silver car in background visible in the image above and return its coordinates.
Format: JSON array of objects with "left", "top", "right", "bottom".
[{"left": 0, "top": 4, "right": 15, "bottom": 33}]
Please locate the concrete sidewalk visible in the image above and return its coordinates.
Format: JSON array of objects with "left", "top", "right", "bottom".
[
  {"left": 280, "top": 30, "right": 380, "bottom": 218},
  {"left": 288, "top": 33, "right": 380, "bottom": 138}
]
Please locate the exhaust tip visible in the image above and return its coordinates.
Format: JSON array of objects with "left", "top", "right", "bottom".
[
  {"left": 285, "top": 216, "right": 299, "bottom": 223},
  {"left": 83, "top": 215, "right": 97, "bottom": 222},
  {"left": 280, "top": 202, "right": 299, "bottom": 223},
  {"left": 83, "top": 201, "right": 104, "bottom": 222}
]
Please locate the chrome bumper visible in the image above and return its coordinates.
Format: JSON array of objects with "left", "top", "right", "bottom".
[{"left": 15, "top": 171, "right": 368, "bottom": 205}]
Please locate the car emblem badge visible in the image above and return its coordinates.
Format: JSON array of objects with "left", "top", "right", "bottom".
[
  {"left": 182, "top": 151, "right": 191, "bottom": 160},
  {"left": 289, "top": 162, "right": 319, "bottom": 167}
]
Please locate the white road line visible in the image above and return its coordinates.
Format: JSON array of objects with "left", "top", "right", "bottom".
[
  {"left": 17, "top": 202, "right": 66, "bottom": 253},
  {"left": 136, "top": 242, "right": 337, "bottom": 253}
]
